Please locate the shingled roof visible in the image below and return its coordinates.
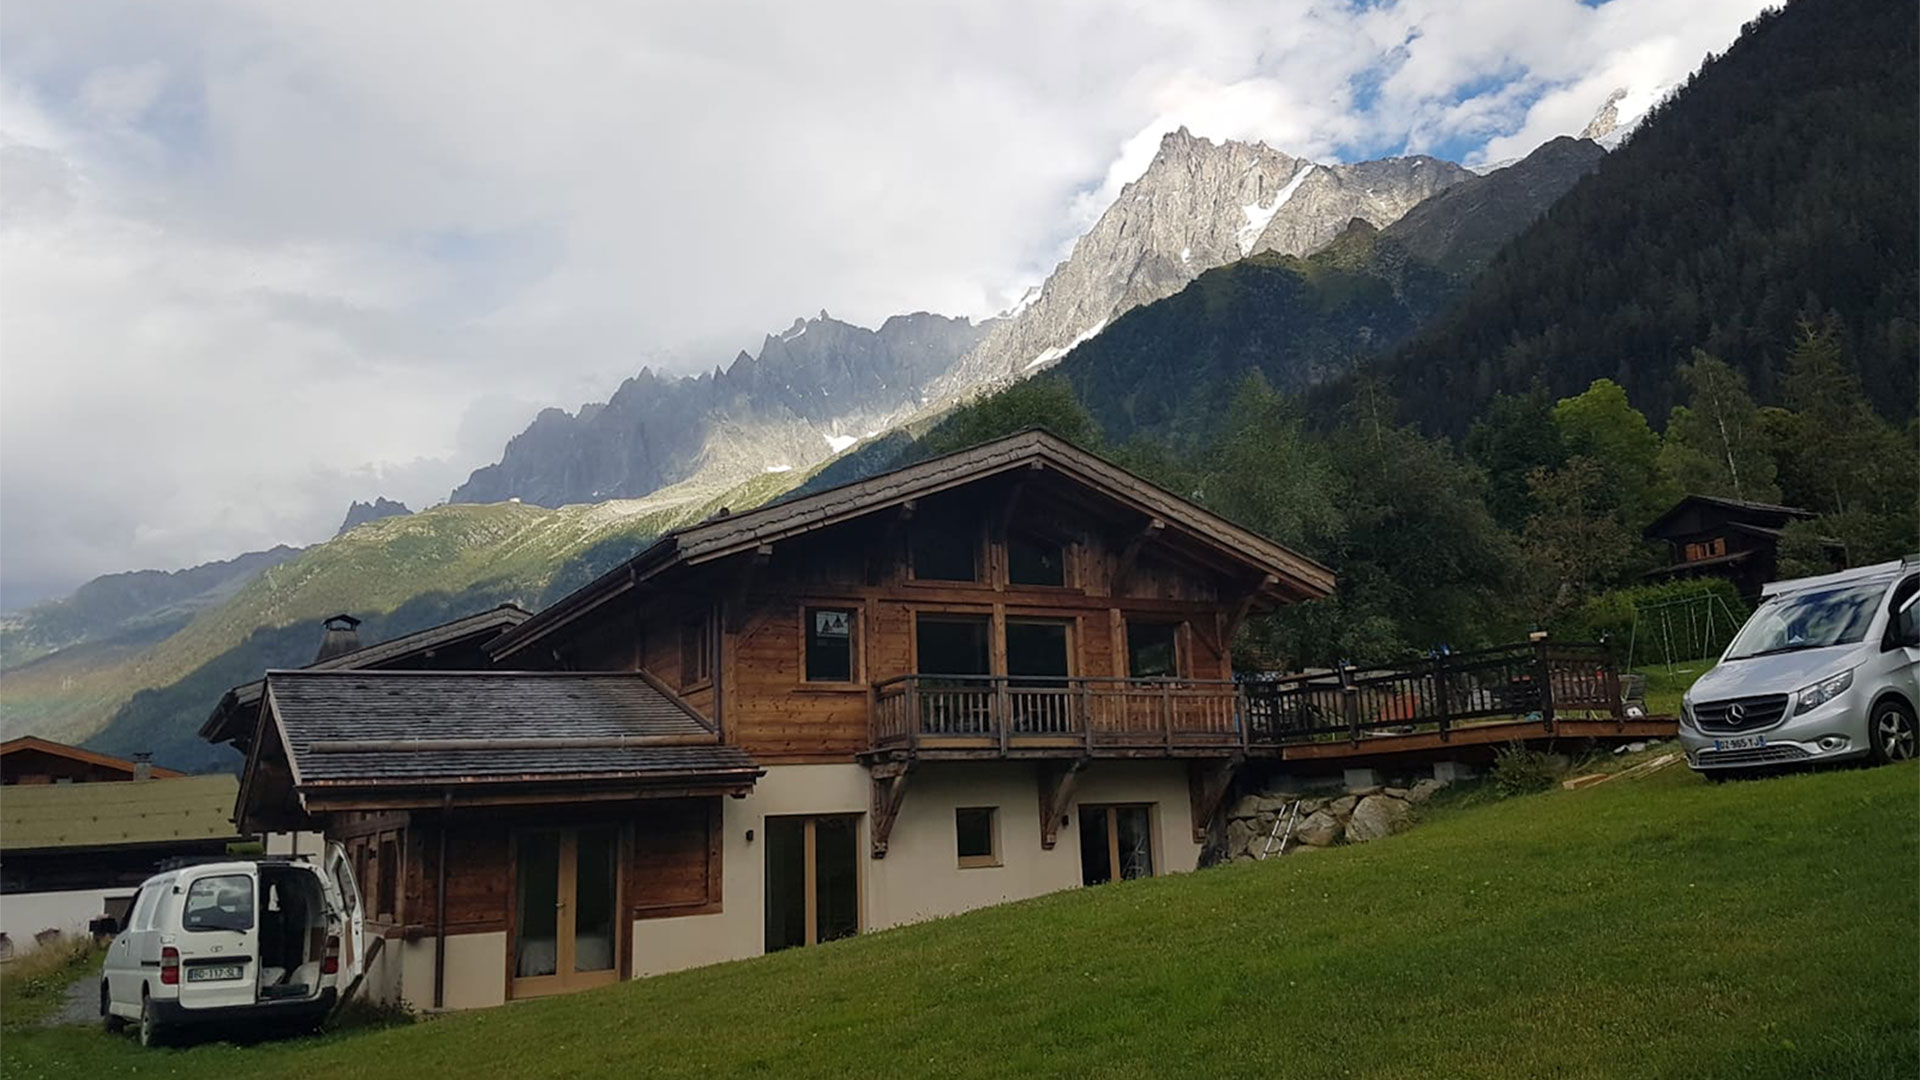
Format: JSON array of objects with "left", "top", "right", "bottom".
[
  {"left": 491, "top": 429, "right": 1336, "bottom": 660},
  {"left": 202, "top": 603, "right": 533, "bottom": 750},
  {"left": 257, "top": 671, "right": 760, "bottom": 800}
]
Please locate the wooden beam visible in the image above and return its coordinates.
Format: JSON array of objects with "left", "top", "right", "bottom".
[
  {"left": 1222, "top": 574, "right": 1276, "bottom": 645},
  {"left": 725, "top": 545, "right": 773, "bottom": 632},
  {"left": 1111, "top": 518, "right": 1165, "bottom": 594},
  {"left": 996, "top": 462, "right": 1044, "bottom": 536},
  {"left": 869, "top": 759, "right": 914, "bottom": 859},
  {"left": 1037, "top": 758, "right": 1089, "bottom": 850},
  {"left": 866, "top": 500, "right": 917, "bottom": 585},
  {"left": 1187, "top": 755, "right": 1243, "bottom": 844}
]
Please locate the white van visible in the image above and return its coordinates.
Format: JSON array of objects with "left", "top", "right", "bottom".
[{"left": 100, "top": 849, "right": 365, "bottom": 1047}]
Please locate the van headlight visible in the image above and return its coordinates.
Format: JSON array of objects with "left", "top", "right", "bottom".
[
  {"left": 1679, "top": 701, "right": 1697, "bottom": 730},
  {"left": 1795, "top": 669, "right": 1854, "bottom": 714}
]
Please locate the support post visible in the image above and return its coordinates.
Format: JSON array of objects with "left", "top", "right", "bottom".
[
  {"left": 1038, "top": 759, "right": 1088, "bottom": 850},
  {"left": 1342, "top": 663, "right": 1361, "bottom": 744},
  {"left": 1187, "top": 755, "right": 1242, "bottom": 844},
  {"left": 869, "top": 760, "right": 914, "bottom": 859},
  {"left": 1433, "top": 652, "right": 1451, "bottom": 743},
  {"left": 1534, "top": 641, "right": 1556, "bottom": 729},
  {"left": 996, "top": 676, "right": 1011, "bottom": 756}
]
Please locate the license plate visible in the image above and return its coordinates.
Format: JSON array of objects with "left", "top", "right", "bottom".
[
  {"left": 186, "top": 964, "right": 244, "bottom": 982},
  {"left": 1713, "top": 735, "right": 1767, "bottom": 752}
]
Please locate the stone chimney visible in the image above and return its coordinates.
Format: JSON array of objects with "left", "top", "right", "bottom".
[
  {"left": 315, "top": 614, "right": 363, "bottom": 662},
  {"left": 131, "top": 752, "right": 152, "bottom": 782}
]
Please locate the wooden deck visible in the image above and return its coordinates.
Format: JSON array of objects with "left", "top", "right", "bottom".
[{"left": 865, "top": 644, "right": 1671, "bottom": 766}]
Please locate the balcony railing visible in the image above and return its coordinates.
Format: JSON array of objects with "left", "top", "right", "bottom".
[
  {"left": 870, "top": 675, "right": 1244, "bottom": 754},
  {"left": 868, "top": 642, "right": 1628, "bottom": 757}
]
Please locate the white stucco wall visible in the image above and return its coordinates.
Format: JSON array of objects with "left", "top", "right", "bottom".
[
  {"left": 631, "top": 760, "right": 1202, "bottom": 978},
  {"left": 394, "top": 932, "right": 508, "bottom": 1012},
  {"left": 0, "top": 887, "right": 135, "bottom": 950}
]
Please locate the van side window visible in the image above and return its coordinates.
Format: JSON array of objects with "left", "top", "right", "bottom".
[
  {"left": 128, "top": 887, "right": 156, "bottom": 931},
  {"left": 183, "top": 874, "right": 255, "bottom": 933}
]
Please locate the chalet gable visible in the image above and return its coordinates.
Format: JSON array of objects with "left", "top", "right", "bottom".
[{"left": 489, "top": 430, "right": 1334, "bottom": 663}]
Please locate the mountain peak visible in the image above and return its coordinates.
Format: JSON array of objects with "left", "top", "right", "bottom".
[{"left": 337, "top": 497, "right": 413, "bottom": 537}]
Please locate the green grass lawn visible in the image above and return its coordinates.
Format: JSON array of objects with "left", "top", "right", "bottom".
[{"left": 8, "top": 763, "right": 1916, "bottom": 1079}]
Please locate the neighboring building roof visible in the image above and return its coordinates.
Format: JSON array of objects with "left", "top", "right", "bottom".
[
  {"left": 1642, "top": 493, "right": 1815, "bottom": 540},
  {"left": 0, "top": 737, "right": 185, "bottom": 782},
  {"left": 0, "top": 774, "right": 243, "bottom": 852},
  {"left": 260, "top": 670, "right": 760, "bottom": 791},
  {"left": 201, "top": 603, "right": 533, "bottom": 748},
  {"left": 490, "top": 429, "right": 1337, "bottom": 661}
]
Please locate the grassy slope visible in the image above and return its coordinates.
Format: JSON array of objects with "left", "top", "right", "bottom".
[
  {"left": 8, "top": 763, "right": 1915, "bottom": 1079},
  {"left": 0, "top": 469, "right": 809, "bottom": 747}
]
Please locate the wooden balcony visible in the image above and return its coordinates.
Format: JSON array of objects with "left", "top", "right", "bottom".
[
  {"left": 866, "top": 643, "right": 1670, "bottom": 764},
  {"left": 869, "top": 675, "right": 1245, "bottom": 758}
]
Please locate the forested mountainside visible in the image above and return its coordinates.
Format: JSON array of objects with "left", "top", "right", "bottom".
[
  {"left": 1041, "top": 136, "right": 1605, "bottom": 450},
  {"left": 0, "top": 546, "right": 303, "bottom": 671},
  {"left": 450, "top": 311, "right": 984, "bottom": 509},
  {"left": 1380, "top": 0, "right": 1917, "bottom": 436},
  {"left": 1, "top": 469, "right": 809, "bottom": 771}
]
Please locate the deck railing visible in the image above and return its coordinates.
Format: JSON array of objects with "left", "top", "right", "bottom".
[
  {"left": 869, "top": 642, "right": 1624, "bottom": 755},
  {"left": 870, "top": 675, "right": 1245, "bottom": 753}
]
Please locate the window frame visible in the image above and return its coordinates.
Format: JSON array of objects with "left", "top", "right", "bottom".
[
  {"left": 1006, "top": 530, "right": 1071, "bottom": 589},
  {"left": 1078, "top": 803, "right": 1156, "bottom": 885},
  {"left": 908, "top": 519, "right": 984, "bottom": 585},
  {"left": 1125, "top": 620, "right": 1184, "bottom": 680},
  {"left": 954, "top": 806, "right": 1001, "bottom": 869},
  {"left": 182, "top": 873, "right": 256, "bottom": 933},
  {"left": 801, "top": 605, "right": 861, "bottom": 685},
  {"left": 679, "top": 612, "right": 713, "bottom": 691}
]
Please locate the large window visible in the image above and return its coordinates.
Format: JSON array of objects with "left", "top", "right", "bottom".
[
  {"left": 1126, "top": 622, "right": 1181, "bottom": 678},
  {"left": 911, "top": 524, "right": 979, "bottom": 582},
  {"left": 955, "top": 807, "right": 1000, "bottom": 868},
  {"left": 805, "top": 607, "right": 857, "bottom": 683},
  {"left": 915, "top": 615, "right": 991, "bottom": 677},
  {"left": 1008, "top": 532, "right": 1066, "bottom": 587},
  {"left": 680, "top": 614, "right": 712, "bottom": 687}
]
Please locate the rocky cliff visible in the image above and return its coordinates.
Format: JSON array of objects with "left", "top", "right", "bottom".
[
  {"left": 929, "top": 129, "right": 1473, "bottom": 397},
  {"left": 450, "top": 311, "right": 987, "bottom": 508}
]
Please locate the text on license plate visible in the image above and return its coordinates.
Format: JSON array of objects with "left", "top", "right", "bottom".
[
  {"left": 1713, "top": 735, "right": 1767, "bottom": 752},
  {"left": 186, "top": 965, "right": 244, "bottom": 982}
]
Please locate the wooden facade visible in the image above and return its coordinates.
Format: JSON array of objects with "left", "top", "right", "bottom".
[{"left": 218, "top": 432, "right": 1336, "bottom": 1009}]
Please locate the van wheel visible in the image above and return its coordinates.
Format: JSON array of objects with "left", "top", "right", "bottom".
[
  {"left": 1869, "top": 699, "right": 1917, "bottom": 764},
  {"left": 138, "top": 993, "right": 165, "bottom": 1048},
  {"left": 101, "top": 983, "right": 126, "bottom": 1034}
]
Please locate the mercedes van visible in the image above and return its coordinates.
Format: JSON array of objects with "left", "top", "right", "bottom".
[
  {"left": 100, "top": 849, "right": 364, "bottom": 1046},
  {"left": 1680, "top": 559, "right": 1920, "bottom": 776}
]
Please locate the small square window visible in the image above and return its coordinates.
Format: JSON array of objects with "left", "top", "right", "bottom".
[
  {"left": 912, "top": 524, "right": 978, "bottom": 582},
  {"left": 1008, "top": 533, "right": 1066, "bottom": 587},
  {"left": 805, "top": 607, "right": 856, "bottom": 683},
  {"left": 955, "top": 807, "right": 999, "bottom": 868},
  {"left": 1127, "top": 622, "right": 1180, "bottom": 679}
]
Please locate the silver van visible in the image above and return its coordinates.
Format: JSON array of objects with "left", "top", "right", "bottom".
[
  {"left": 100, "top": 849, "right": 365, "bottom": 1046},
  {"left": 1680, "top": 558, "right": 1920, "bottom": 776}
]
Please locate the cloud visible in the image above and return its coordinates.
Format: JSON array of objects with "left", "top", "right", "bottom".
[{"left": 0, "top": 0, "right": 1770, "bottom": 606}]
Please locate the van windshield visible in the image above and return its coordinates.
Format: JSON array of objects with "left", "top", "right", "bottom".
[
  {"left": 1724, "top": 580, "right": 1889, "bottom": 660},
  {"left": 183, "top": 874, "right": 255, "bottom": 932}
]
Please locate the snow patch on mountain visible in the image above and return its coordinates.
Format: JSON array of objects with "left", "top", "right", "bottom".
[{"left": 1237, "top": 165, "right": 1315, "bottom": 255}]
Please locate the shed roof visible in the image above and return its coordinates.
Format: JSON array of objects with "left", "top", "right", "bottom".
[
  {"left": 0, "top": 774, "right": 243, "bottom": 851},
  {"left": 491, "top": 429, "right": 1335, "bottom": 660},
  {"left": 0, "top": 737, "right": 186, "bottom": 781},
  {"left": 261, "top": 670, "right": 759, "bottom": 791},
  {"left": 1642, "top": 493, "right": 1814, "bottom": 540}
]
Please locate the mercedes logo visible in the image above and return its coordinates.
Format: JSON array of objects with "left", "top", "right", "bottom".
[{"left": 1728, "top": 703, "right": 1747, "bottom": 722}]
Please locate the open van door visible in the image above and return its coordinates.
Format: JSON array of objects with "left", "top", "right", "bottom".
[{"left": 324, "top": 843, "right": 366, "bottom": 983}]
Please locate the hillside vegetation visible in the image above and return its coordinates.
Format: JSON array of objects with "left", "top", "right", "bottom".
[
  {"left": 0, "top": 468, "right": 808, "bottom": 769},
  {"left": 8, "top": 763, "right": 1915, "bottom": 1078}
]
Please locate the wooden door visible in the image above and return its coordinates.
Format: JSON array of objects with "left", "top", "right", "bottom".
[{"left": 512, "top": 827, "right": 620, "bottom": 998}]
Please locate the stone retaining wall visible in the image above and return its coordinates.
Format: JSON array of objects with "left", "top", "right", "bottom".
[{"left": 1219, "top": 776, "right": 1451, "bottom": 861}]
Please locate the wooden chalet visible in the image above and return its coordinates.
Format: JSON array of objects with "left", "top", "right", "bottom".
[
  {"left": 1642, "top": 494, "right": 1840, "bottom": 598},
  {"left": 1, "top": 737, "right": 183, "bottom": 785},
  {"left": 209, "top": 430, "right": 1667, "bottom": 1012}
]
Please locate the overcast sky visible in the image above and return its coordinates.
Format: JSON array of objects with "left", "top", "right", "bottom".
[{"left": 0, "top": 0, "right": 1770, "bottom": 609}]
